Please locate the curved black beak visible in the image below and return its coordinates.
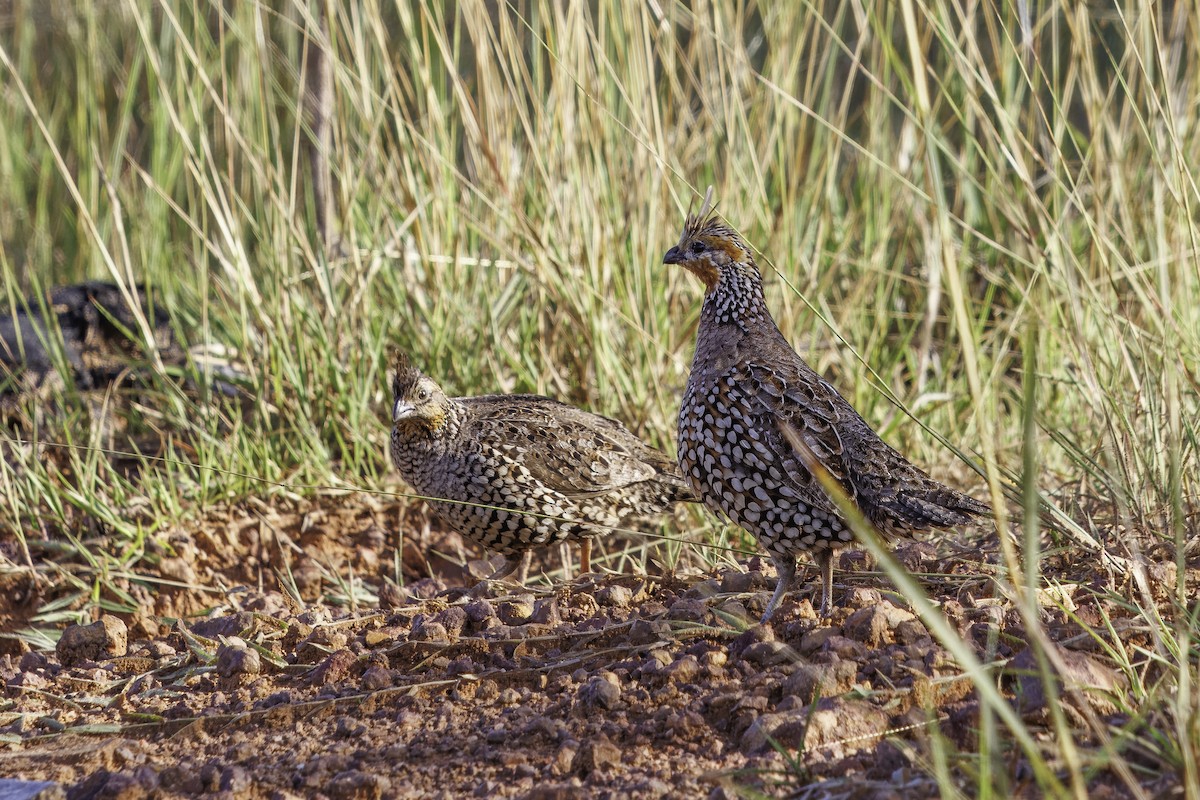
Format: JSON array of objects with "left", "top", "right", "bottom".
[{"left": 663, "top": 246, "right": 683, "bottom": 265}]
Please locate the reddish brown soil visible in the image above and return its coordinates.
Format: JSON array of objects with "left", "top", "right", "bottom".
[{"left": 0, "top": 493, "right": 1189, "bottom": 799}]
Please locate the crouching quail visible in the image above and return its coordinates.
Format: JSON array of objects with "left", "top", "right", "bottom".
[
  {"left": 389, "top": 356, "right": 695, "bottom": 584},
  {"left": 664, "top": 191, "right": 990, "bottom": 621}
]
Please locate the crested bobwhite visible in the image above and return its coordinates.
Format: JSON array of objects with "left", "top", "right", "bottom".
[
  {"left": 389, "top": 356, "right": 695, "bottom": 583},
  {"left": 665, "top": 192, "right": 989, "bottom": 620}
]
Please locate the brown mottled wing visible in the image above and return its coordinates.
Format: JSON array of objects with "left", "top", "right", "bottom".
[
  {"left": 726, "top": 359, "right": 852, "bottom": 520},
  {"left": 739, "top": 333, "right": 988, "bottom": 532},
  {"left": 458, "top": 394, "right": 686, "bottom": 499}
]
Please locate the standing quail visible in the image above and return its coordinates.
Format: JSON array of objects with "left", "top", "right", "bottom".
[
  {"left": 664, "top": 192, "right": 990, "bottom": 621},
  {"left": 389, "top": 356, "right": 695, "bottom": 584}
]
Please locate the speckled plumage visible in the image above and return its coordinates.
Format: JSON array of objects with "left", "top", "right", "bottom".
[
  {"left": 389, "top": 357, "right": 695, "bottom": 583},
  {"left": 664, "top": 193, "right": 990, "bottom": 620}
]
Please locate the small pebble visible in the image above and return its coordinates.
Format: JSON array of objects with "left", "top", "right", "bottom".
[{"left": 215, "top": 637, "right": 261, "bottom": 678}]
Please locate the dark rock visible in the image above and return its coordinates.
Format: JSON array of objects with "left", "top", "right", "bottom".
[
  {"left": 404, "top": 578, "right": 446, "bottom": 600},
  {"left": 838, "top": 550, "right": 875, "bottom": 573},
  {"left": 190, "top": 611, "right": 256, "bottom": 640},
  {"left": 895, "top": 618, "right": 930, "bottom": 645},
  {"left": 0, "top": 282, "right": 179, "bottom": 403},
  {"left": 334, "top": 716, "right": 367, "bottom": 739},
  {"left": 377, "top": 580, "right": 406, "bottom": 610},
  {"left": 730, "top": 622, "right": 774, "bottom": 656},
  {"left": 667, "top": 597, "right": 708, "bottom": 622},
  {"left": 17, "top": 652, "right": 47, "bottom": 672},
  {"left": 798, "top": 626, "right": 838, "bottom": 654},
  {"left": 531, "top": 598, "right": 560, "bottom": 625},
  {"left": 720, "top": 569, "right": 768, "bottom": 594},
  {"left": 741, "top": 710, "right": 808, "bottom": 753},
  {"left": 410, "top": 621, "right": 451, "bottom": 644},
  {"left": 893, "top": 541, "right": 938, "bottom": 572},
  {"left": 524, "top": 781, "right": 585, "bottom": 800},
  {"left": 741, "top": 640, "right": 793, "bottom": 667},
  {"left": 822, "top": 635, "right": 868, "bottom": 660},
  {"left": 714, "top": 599, "right": 750, "bottom": 621},
  {"left": 464, "top": 598, "right": 496, "bottom": 625}
]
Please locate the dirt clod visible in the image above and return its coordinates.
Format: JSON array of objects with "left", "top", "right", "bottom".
[
  {"left": 1010, "top": 646, "right": 1126, "bottom": 721},
  {"left": 327, "top": 770, "right": 391, "bottom": 800},
  {"left": 219, "top": 765, "right": 252, "bottom": 793},
  {"left": 895, "top": 617, "right": 930, "bottom": 645},
  {"left": 215, "top": 637, "right": 261, "bottom": 678},
  {"left": 575, "top": 734, "right": 621, "bottom": 776},
  {"left": 55, "top": 615, "right": 127, "bottom": 666},
  {"left": 497, "top": 595, "right": 536, "bottom": 625},
  {"left": 310, "top": 649, "right": 358, "bottom": 686},
  {"left": 577, "top": 674, "right": 621, "bottom": 710},
  {"left": 843, "top": 605, "right": 890, "bottom": 647},
  {"left": 782, "top": 660, "right": 858, "bottom": 703},
  {"left": 628, "top": 618, "right": 669, "bottom": 645},
  {"left": 663, "top": 654, "right": 700, "bottom": 684},
  {"left": 596, "top": 585, "right": 632, "bottom": 607},
  {"left": 361, "top": 665, "right": 393, "bottom": 690}
]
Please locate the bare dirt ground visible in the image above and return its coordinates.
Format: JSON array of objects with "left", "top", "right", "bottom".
[{"left": 0, "top": 492, "right": 1190, "bottom": 799}]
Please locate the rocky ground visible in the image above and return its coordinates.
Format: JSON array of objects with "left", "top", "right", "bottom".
[{"left": 0, "top": 493, "right": 1188, "bottom": 799}]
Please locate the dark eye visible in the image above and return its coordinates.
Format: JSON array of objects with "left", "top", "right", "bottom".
[
  {"left": 690, "top": 240, "right": 707, "bottom": 253},
  {"left": 416, "top": 388, "right": 430, "bottom": 401}
]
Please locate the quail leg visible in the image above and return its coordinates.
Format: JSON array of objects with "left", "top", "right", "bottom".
[
  {"left": 761, "top": 555, "right": 796, "bottom": 623},
  {"left": 816, "top": 550, "right": 835, "bottom": 618},
  {"left": 515, "top": 550, "right": 532, "bottom": 585},
  {"left": 579, "top": 539, "right": 592, "bottom": 575},
  {"left": 559, "top": 542, "right": 573, "bottom": 581},
  {"left": 486, "top": 550, "right": 533, "bottom": 585}
]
